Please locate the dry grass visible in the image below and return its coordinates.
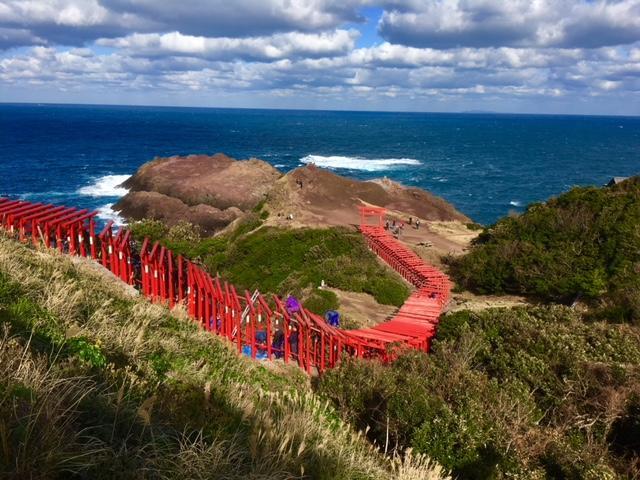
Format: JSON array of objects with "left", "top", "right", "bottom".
[
  {"left": 0, "top": 234, "right": 448, "bottom": 479},
  {"left": 0, "top": 327, "right": 106, "bottom": 477}
]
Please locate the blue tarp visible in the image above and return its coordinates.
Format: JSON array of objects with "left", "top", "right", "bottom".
[
  {"left": 242, "top": 345, "right": 268, "bottom": 360},
  {"left": 325, "top": 310, "right": 340, "bottom": 327}
]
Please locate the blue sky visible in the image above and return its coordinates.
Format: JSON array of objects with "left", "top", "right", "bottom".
[{"left": 0, "top": 1, "right": 639, "bottom": 115}]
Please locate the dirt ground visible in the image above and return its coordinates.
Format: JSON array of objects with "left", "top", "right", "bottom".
[
  {"left": 445, "top": 290, "right": 529, "bottom": 313},
  {"left": 326, "top": 288, "right": 397, "bottom": 329}
]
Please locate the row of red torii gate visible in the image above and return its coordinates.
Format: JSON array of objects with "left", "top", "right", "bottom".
[{"left": 0, "top": 198, "right": 451, "bottom": 374}]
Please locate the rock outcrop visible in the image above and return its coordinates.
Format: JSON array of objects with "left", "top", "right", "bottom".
[
  {"left": 265, "top": 165, "right": 470, "bottom": 227},
  {"left": 115, "top": 191, "right": 243, "bottom": 234},
  {"left": 114, "top": 153, "right": 470, "bottom": 234},
  {"left": 115, "top": 153, "right": 281, "bottom": 232}
]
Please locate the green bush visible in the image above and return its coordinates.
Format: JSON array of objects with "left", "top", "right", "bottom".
[
  {"left": 166, "top": 220, "right": 201, "bottom": 243},
  {"left": 448, "top": 177, "right": 640, "bottom": 322},
  {"left": 129, "top": 218, "right": 167, "bottom": 242},
  {"left": 303, "top": 289, "right": 339, "bottom": 316},
  {"left": 220, "top": 227, "right": 410, "bottom": 307},
  {"left": 131, "top": 217, "right": 411, "bottom": 310},
  {"left": 319, "top": 305, "right": 640, "bottom": 478},
  {"left": 66, "top": 337, "right": 107, "bottom": 368}
]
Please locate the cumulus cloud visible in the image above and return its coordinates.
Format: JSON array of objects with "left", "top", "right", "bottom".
[
  {"left": 98, "top": 29, "right": 358, "bottom": 61},
  {"left": 0, "top": 0, "right": 366, "bottom": 47},
  {"left": 0, "top": 26, "right": 44, "bottom": 49},
  {"left": 0, "top": 0, "right": 639, "bottom": 113},
  {"left": 378, "top": 0, "right": 640, "bottom": 49}
]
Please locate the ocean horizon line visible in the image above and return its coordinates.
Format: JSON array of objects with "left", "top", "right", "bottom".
[{"left": 2, "top": 101, "right": 639, "bottom": 119}]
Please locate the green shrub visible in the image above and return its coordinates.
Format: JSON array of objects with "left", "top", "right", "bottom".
[
  {"left": 220, "top": 227, "right": 410, "bottom": 307},
  {"left": 166, "top": 220, "right": 201, "bottom": 243},
  {"left": 465, "top": 222, "right": 484, "bottom": 231},
  {"left": 66, "top": 337, "right": 107, "bottom": 368},
  {"left": 129, "top": 218, "right": 167, "bottom": 243},
  {"left": 130, "top": 220, "right": 410, "bottom": 309},
  {"left": 448, "top": 177, "right": 640, "bottom": 322},
  {"left": 364, "top": 276, "right": 410, "bottom": 307},
  {"left": 303, "top": 289, "right": 339, "bottom": 316},
  {"left": 319, "top": 305, "right": 640, "bottom": 478}
]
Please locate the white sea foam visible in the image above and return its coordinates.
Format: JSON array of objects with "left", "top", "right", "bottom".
[
  {"left": 77, "top": 174, "right": 130, "bottom": 197},
  {"left": 509, "top": 200, "right": 522, "bottom": 207},
  {"left": 96, "top": 203, "right": 126, "bottom": 226},
  {"left": 300, "top": 155, "right": 421, "bottom": 172}
]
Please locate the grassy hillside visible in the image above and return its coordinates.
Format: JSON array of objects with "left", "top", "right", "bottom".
[
  {"left": 447, "top": 177, "right": 640, "bottom": 322},
  {"left": 130, "top": 219, "right": 411, "bottom": 314},
  {"left": 319, "top": 306, "right": 640, "bottom": 479},
  {"left": 0, "top": 234, "right": 444, "bottom": 479}
]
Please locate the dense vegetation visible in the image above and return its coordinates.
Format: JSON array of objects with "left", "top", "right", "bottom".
[
  {"left": 447, "top": 177, "right": 640, "bottom": 323},
  {"left": 0, "top": 234, "right": 444, "bottom": 479},
  {"left": 130, "top": 219, "right": 410, "bottom": 314},
  {"left": 319, "top": 306, "right": 640, "bottom": 479},
  {"left": 6, "top": 177, "right": 639, "bottom": 479}
]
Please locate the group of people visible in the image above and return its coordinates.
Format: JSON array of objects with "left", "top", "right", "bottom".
[
  {"left": 384, "top": 216, "right": 421, "bottom": 237},
  {"left": 233, "top": 295, "right": 340, "bottom": 360}
]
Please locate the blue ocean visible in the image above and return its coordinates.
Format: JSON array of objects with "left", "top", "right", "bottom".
[{"left": 1, "top": 103, "right": 638, "bottom": 225}]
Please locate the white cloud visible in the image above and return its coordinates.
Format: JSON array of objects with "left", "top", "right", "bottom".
[
  {"left": 98, "top": 29, "right": 358, "bottom": 61},
  {"left": 0, "top": 0, "right": 639, "bottom": 114},
  {"left": 378, "top": 0, "right": 640, "bottom": 49},
  {"left": 0, "top": 0, "right": 367, "bottom": 47}
]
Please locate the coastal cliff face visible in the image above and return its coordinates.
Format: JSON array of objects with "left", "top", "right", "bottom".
[
  {"left": 115, "top": 153, "right": 469, "bottom": 233},
  {"left": 115, "top": 153, "right": 281, "bottom": 233}
]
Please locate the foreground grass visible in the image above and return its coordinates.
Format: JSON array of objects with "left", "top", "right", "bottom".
[
  {"left": 130, "top": 220, "right": 411, "bottom": 314},
  {"left": 319, "top": 306, "right": 640, "bottom": 479},
  {"left": 0, "top": 234, "right": 445, "bottom": 479}
]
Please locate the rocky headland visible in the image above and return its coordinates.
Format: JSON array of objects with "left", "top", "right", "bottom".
[
  {"left": 114, "top": 153, "right": 470, "bottom": 239},
  {"left": 115, "top": 153, "right": 281, "bottom": 234}
]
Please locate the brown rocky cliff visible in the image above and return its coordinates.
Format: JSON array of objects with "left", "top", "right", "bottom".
[
  {"left": 265, "top": 165, "right": 470, "bottom": 226},
  {"left": 122, "top": 153, "right": 281, "bottom": 210},
  {"left": 115, "top": 153, "right": 281, "bottom": 233}
]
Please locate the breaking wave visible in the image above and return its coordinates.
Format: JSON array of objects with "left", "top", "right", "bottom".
[
  {"left": 509, "top": 200, "right": 522, "bottom": 207},
  {"left": 96, "top": 203, "right": 126, "bottom": 226},
  {"left": 300, "top": 155, "right": 421, "bottom": 172},
  {"left": 77, "top": 174, "right": 130, "bottom": 197}
]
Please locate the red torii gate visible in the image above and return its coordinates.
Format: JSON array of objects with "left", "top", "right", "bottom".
[
  {"left": 359, "top": 205, "right": 386, "bottom": 230},
  {"left": 0, "top": 196, "right": 451, "bottom": 374}
]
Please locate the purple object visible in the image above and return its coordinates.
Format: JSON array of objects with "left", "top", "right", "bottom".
[{"left": 285, "top": 295, "right": 301, "bottom": 314}]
